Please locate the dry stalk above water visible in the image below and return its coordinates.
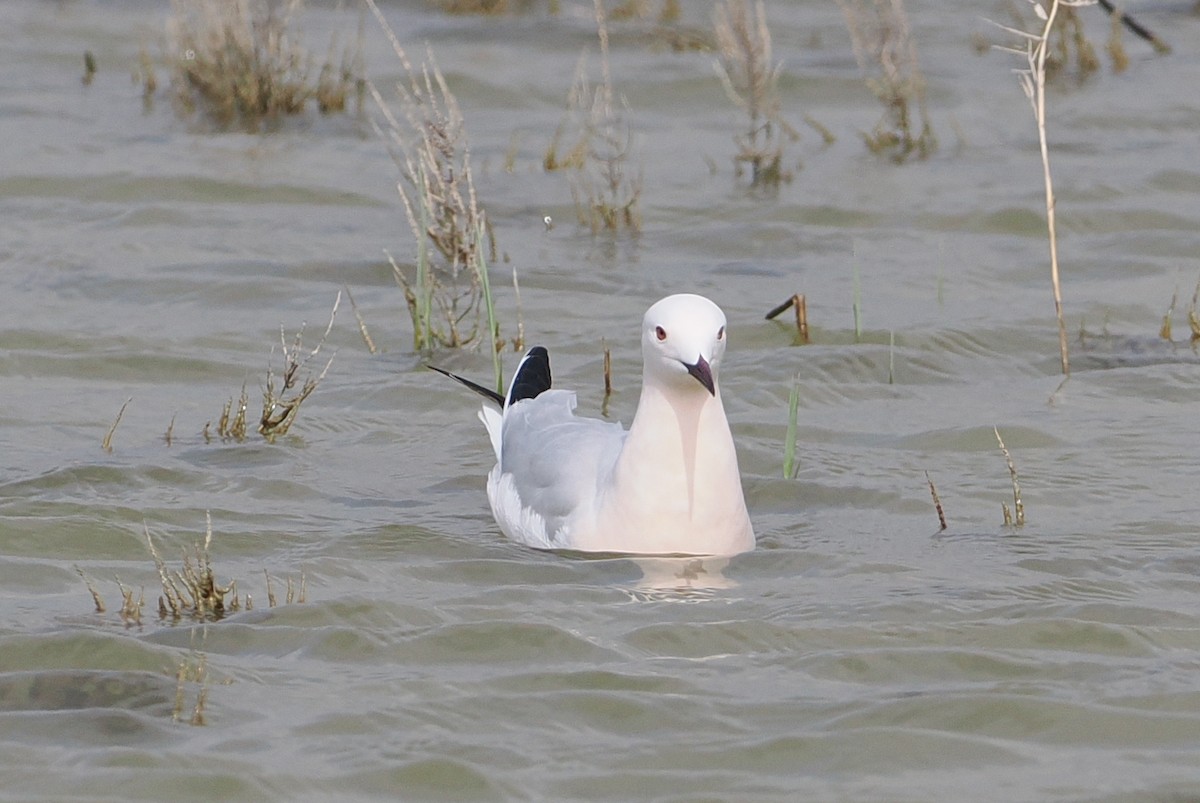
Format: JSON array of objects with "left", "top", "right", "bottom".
[
  {"left": 993, "top": 0, "right": 1099, "bottom": 376},
  {"left": 838, "top": 0, "right": 936, "bottom": 162},
  {"left": 156, "top": 0, "right": 364, "bottom": 129},
  {"left": 713, "top": 0, "right": 798, "bottom": 186},
  {"left": 364, "top": 0, "right": 500, "bottom": 356},
  {"left": 544, "top": 0, "right": 644, "bottom": 234}
]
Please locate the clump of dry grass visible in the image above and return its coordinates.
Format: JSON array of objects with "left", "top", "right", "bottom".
[
  {"left": 364, "top": 0, "right": 500, "bottom": 354},
  {"left": 838, "top": 0, "right": 936, "bottom": 162},
  {"left": 258, "top": 295, "right": 338, "bottom": 441},
  {"left": 204, "top": 296, "right": 337, "bottom": 443},
  {"left": 159, "top": 0, "right": 364, "bottom": 130},
  {"left": 544, "top": 0, "right": 644, "bottom": 233},
  {"left": 713, "top": 0, "right": 798, "bottom": 186}
]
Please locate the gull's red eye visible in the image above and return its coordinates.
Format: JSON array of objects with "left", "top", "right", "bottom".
[
  {"left": 717, "top": 326, "right": 725, "bottom": 340},
  {"left": 655, "top": 326, "right": 667, "bottom": 341}
]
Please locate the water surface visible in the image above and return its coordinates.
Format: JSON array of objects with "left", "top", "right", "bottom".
[{"left": 3, "top": 0, "right": 1200, "bottom": 799}]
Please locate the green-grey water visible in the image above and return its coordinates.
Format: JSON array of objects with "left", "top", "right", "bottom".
[{"left": 4, "top": 0, "right": 1200, "bottom": 800}]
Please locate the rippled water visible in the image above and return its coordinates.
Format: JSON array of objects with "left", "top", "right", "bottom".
[{"left": 4, "top": 0, "right": 1200, "bottom": 799}]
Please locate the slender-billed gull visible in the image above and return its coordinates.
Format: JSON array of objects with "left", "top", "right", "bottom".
[{"left": 432, "top": 294, "right": 755, "bottom": 556}]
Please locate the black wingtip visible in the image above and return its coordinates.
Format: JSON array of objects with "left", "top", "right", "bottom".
[
  {"left": 507, "top": 346, "right": 552, "bottom": 406},
  {"left": 428, "top": 364, "right": 505, "bottom": 407}
]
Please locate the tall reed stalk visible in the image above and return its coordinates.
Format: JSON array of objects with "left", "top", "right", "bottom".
[{"left": 995, "top": 0, "right": 1095, "bottom": 375}]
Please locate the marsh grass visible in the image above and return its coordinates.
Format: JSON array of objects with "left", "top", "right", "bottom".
[
  {"left": 713, "top": 0, "right": 798, "bottom": 186},
  {"left": 838, "top": 0, "right": 936, "bottom": 162},
  {"left": 365, "top": 0, "right": 500, "bottom": 355},
  {"left": 158, "top": 0, "right": 364, "bottom": 130},
  {"left": 544, "top": 0, "right": 644, "bottom": 234}
]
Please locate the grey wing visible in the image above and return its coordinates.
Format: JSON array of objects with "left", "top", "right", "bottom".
[{"left": 498, "top": 390, "right": 625, "bottom": 542}]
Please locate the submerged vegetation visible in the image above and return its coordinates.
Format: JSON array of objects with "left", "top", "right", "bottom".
[{"left": 149, "top": 0, "right": 364, "bottom": 129}]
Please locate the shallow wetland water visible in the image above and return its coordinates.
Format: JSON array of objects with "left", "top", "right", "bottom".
[{"left": 3, "top": 0, "right": 1200, "bottom": 800}]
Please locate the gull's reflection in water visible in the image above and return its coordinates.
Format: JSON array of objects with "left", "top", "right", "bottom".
[{"left": 625, "top": 556, "right": 737, "bottom": 602}]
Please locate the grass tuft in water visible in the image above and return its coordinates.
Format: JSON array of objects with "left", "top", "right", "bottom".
[
  {"left": 713, "top": 0, "right": 798, "bottom": 186},
  {"left": 545, "top": 0, "right": 644, "bottom": 233},
  {"left": 258, "top": 294, "right": 338, "bottom": 441},
  {"left": 155, "top": 0, "right": 364, "bottom": 130},
  {"left": 838, "top": 0, "right": 936, "bottom": 162},
  {"left": 365, "top": 0, "right": 500, "bottom": 350}
]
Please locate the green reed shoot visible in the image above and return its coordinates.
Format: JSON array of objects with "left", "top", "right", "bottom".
[
  {"left": 888, "top": 330, "right": 895, "bottom": 384},
  {"left": 476, "top": 218, "right": 503, "bottom": 395},
  {"left": 852, "top": 262, "right": 863, "bottom": 342},
  {"left": 783, "top": 375, "right": 800, "bottom": 479}
]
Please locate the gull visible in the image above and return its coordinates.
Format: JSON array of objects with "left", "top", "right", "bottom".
[{"left": 432, "top": 294, "right": 755, "bottom": 556}]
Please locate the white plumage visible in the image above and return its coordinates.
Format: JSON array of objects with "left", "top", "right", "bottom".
[{"left": 445, "top": 294, "right": 755, "bottom": 556}]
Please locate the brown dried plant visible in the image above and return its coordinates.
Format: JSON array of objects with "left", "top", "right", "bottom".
[
  {"left": 545, "top": 0, "right": 644, "bottom": 233},
  {"left": 838, "top": 0, "right": 936, "bottom": 162},
  {"left": 258, "top": 293, "right": 338, "bottom": 441},
  {"left": 161, "top": 0, "right": 364, "bottom": 130},
  {"left": 365, "top": 0, "right": 497, "bottom": 350},
  {"left": 713, "top": 0, "right": 798, "bottom": 186}
]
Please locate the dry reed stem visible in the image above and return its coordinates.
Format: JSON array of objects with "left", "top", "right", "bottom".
[
  {"left": 75, "top": 566, "right": 106, "bottom": 613},
  {"left": 343, "top": 284, "right": 377, "bottom": 355},
  {"left": 1161, "top": 288, "right": 1177, "bottom": 341},
  {"left": 995, "top": 0, "right": 1094, "bottom": 376},
  {"left": 102, "top": 397, "right": 132, "bottom": 453},
  {"left": 994, "top": 426, "right": 1025, "bottom": 526},
  {"left": 838, "top": 0, "right": 936, "bottom": 161},
  {"left": 765, "top": 293, "right": 809, "bottom": 343},
  {"left": 164, "top": 413, "right": 176, "bottom": 446},
  {"left": 713, "top": 0, "right": 797, "bottom": 185},
  {"left": 603, "top": 342, "right": 613, "bottom": 399},
  {"left": 925, "top": 471, "right": 947, "bottom": 531}
]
